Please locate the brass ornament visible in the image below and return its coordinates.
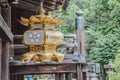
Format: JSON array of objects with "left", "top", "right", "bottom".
[{"left": 20, "top": 9, "right": 64, "bottom": 63}]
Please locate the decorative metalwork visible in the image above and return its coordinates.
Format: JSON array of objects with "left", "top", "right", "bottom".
[{"left": 20, "top": 7, "right": 64, "bottom": 63}]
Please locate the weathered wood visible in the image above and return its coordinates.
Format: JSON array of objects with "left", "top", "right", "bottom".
[
  {"left": 14, "top": 35, "right": 23, "bottom": 39},
  {"left": 55, "top": 74, "right": 60, "bottom": 80},
  {"left": 10, "top": 54, "right": 86, "bottom": 63},
  {"left": 13, "top": 44, "right": 28, "bottom": 49},
  {"left": 14, "top": 48, "right": 29, "bottom": 55},
  {"left": 80, "top": 31, "right": 85, "bottom": 54},
  {"left": 75, "top": 11, "right": 85, "bottom": 54},
  {"left": 13, "top": 43, "right": 77, "bottom": 49},
  {"left": 1, "top": 41, "right": 9, "bottom": 80},
  {"left": 13, "top": 43, "right": 77, "bottom": 55},
  {"left": 0, "top": 15, "right": 13, "bottom": 42},
  {"left": 10, "top": 63, "right": 76, "bottom": 75},
  {"left": 77, "top": 64, "right": 83, "bottom": 80},
  {"left": 75, "top": 30, "right": 84, "bottom": 54},
  {"left": 10, "top": 63, "right": 85, "bottom": 80},
  {"left": 14, "top": 34, "right": 76, "bottom": 39},
  {"left": 59, "top": 73, "right": 64, "bottom": 80},
  {"left": 58, "top": 43, "right": 77, "bottom": 48},
  {"left": 66, "top": 73, "right": 72, "bottom": 80},
  {"left": 0, "top": 39, "right": 2, "bottom": 80}
]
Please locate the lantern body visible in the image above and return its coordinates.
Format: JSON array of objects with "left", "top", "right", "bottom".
[{"left": 21, "top": 9, "right": 64, "bottom": 63}]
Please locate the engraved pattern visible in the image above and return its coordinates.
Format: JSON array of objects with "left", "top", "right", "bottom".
[
  {"left": 24, "top": 30, "right": 44, "bottom": 45},
  {"left": 47, "top": 31, "right": 63, "bottom": 45}
]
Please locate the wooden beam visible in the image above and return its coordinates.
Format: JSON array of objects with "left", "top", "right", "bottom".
[
  {"left": 10, "top": 63, "right": 76, "bottom": 75},
  {"left": 13, "top": 43, "right": 77, "bottom": 50},
  {"left": 13, "top": 43, "right": 77, "bottom": 55},
  {"left": 58, "top": 43, "right": 77, "bottom": 48},
  {"left": 14, "top": 34, "right": 76, "bottom": 39}
]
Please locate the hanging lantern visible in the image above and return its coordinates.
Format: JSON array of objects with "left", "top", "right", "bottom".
[{"left": 20, "top": 8, "right": 64, "bottom": 63}]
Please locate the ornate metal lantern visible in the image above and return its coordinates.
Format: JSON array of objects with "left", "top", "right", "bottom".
[{"left": 20, "top": 9, "right": 64, "bottom": 63}]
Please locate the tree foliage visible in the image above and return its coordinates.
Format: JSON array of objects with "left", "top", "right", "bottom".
[
  {"left": 108, "top": 50, "right": 120, "bottom": 80},
  {"left": 81, "top": 0, "right": 120, "bottom": 64},
  {"left": 58, "top": 0, "right": 120, "bottom": 65}
]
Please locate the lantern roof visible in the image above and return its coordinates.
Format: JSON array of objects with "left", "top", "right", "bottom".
[{"left": 20, "top": 9, "right": 64, "bottom": 27}]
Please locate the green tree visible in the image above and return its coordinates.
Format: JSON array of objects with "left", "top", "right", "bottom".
[
  {"left": 81, "top": 0, "right": 120, "bottom": 64},
  {"left": 60, "top": 0, "right": 120, "bottom": 79},
  {"left": 108, "top": 50, "right": 120, "bottom": 80},
  {"left": 81, "top": 0, "right": 120, "bottom": 79}
]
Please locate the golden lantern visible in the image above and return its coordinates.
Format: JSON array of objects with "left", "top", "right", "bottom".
[{"left": 20, "top": 9, "right": 64, "bottom": 63}]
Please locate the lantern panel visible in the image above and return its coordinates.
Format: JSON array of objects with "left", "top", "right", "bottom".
[
  {"left": 46, "top": 31, "right": 64, "bottom": 45},
  {"left": 23, "top": 30, "right": 44, "bottom": 45}
]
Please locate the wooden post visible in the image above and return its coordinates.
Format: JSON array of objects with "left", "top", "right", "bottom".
[
  {"left": 1, "top": 41, "right": 9, "bottom": 80},
  {"left": 77, "top": 64, "right": 83, "bottom": 80},
  {"left": 59, "top": 73, "right": 64, "bottom": 80},
  {"left": 65, "top": 73, "right": 72, "bottom": 80},
  {"left": 55, "top": 74, "right": 60, "bottom": 80},
  {"left": 0, "top": 39, "right": 2, "bottom": 80},
  {"left": 75, "top": 10, "right": 85, "bottom": 55}
]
